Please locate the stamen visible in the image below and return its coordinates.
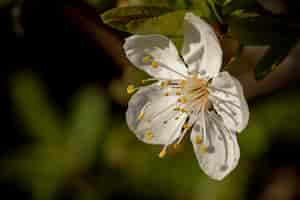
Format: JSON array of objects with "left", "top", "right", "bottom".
[
  {"left": 173, "top": 107, "right": 181, "bottom": 111},
  {"left": 179, "top": 80, "right": 186, "bottom": 86},
  {"left": 172, "top": 143, "right": 180, "bottom": 149},
  {"left": 200, "top": 144, "right": 207, "bottom": 154},
  {"left": 177, "top": 97, "right": 187, "bottom": 104},
  {"left": 195, "top": 135, "right": 203, "bottom": 144},
  {"left": 151, "top": 61, "right": 159, "bottom": 69},
  {"left": 145, "top": 131, "right": 154, "bottom": 141},
  {"left": 127, "top": 84, "right": 137, "bottom": 94},
  {"left": 182, "top": 123, "right": 190, "bottom": 129},
  {"left": 143, "top": 56, "right": 151, "bottom": 63},
  {"left": 138, "top": 111, "right": 145, "bottom": 120},
  {"left": 158, "top": 148, "right": 167, "bottom": 158},
  {"left": 141, "top": 78, "right": 157, "bottom": 84},
  {"left": 181, "top": 108, "right": 188, "bottom": 113}
]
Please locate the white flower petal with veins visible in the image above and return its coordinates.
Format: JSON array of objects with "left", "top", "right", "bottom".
[
  {"left": 190, "top": 112, "right": 240, "bottom": 180},
  {"left": 124, "top": 12, "right": 249, "bottom": 180},
  {"left": 126, "top": 83, "right": 188, "bottom": 145},
  {"left": 124, "top": 34, "right": 188, "bottom": 80},
  {"left": 182, "top": 13, "right": 222, "bottom": 78}
]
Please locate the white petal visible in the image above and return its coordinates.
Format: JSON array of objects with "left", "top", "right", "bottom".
[
  {"left": 126, "top": 83, "right": 187, "bottom": 145},
  {"left": 181, "top": 12, "right": 222, "bottom": 78},
  {"left": 190, "top": 112, "right": 240, "bottom": 180},
  {"left": 210, "top": 72, "right": 249, "bottom": 133},
  {"left": 124, "top": 34, "right": 188, "bottom": 80}
]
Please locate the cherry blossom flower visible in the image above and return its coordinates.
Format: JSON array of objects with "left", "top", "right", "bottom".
[{"left": 124, "top": 12, "right": 249, "bottom": 180}]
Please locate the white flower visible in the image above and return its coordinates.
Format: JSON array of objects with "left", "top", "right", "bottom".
[{"left": 124, "top": 12, "right": 249, "bottom": 180}]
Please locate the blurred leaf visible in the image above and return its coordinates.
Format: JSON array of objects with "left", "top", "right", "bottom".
[
  {"left": 102, "top": 7, "right": 212, "bottom": 49},
  {"left": 255, "top": 38, "right": 297, "bottom": 80},
  {"left": 101, "top": 6, "right": 173, "bottom": 31},
  {"left": 128, "top": 0, "right": 189, "bottom": 8},
  {"left": 7, "top": 72, "right": 109, "bottom": 200},
  {"left": 213, "top": 0, "right": 232, "bottom": 6},
  {"left": 11, "top": 72, "right": 63, "bottom": 142},
  {"left": 66, "top": 87, "right": 109, "bottom": 170}
]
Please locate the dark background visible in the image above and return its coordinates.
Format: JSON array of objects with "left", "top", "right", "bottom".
[{"left": 1, "top": 0, "right": 300, "bottom": 200}]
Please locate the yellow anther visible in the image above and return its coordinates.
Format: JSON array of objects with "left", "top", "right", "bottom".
[
  {"left": 178, "top": 97, "right": 187, "bottom": 104},
  {"left": 179, "top": 80, "right": 186, "bottom": 86},
  {"left": 181, "top": 108, "right": 187, "bottom": 113},
  {"left": 172, "top": 144, "right": 179, "bottom": 149},
  {"left": 161, "top": 80, "right": 171, "bottom": 88},
  {"left": 145, "top": 131, "right": 154, "bottom": 141},
  {"left": 164, "top": 92, "right": 170, "bottom": 96},
  {"left": 183, "top": 123, "right": 190, "bottom": 129},
  {"left": 141, "top": 79, "right": 155, "bottom": 84},
  {"left": 173, "top": 107, "right": 180, "bottom": 111},
  {"left": 195, "top": 135, "right": 202, "bottom": 144},
  {"left": 200, "top": 144, "right": 207, "bottom": 154},
  {"left": 176, "top": 91, "right": 182, "bottom": 96},
  {"left": 151, "top": 61, "right": 159, "bottom": 68},
  {"left": 143, "top": 56, "right": 151, "bottom": 63},
  {"left": 127, "top": 84, "right": 137, "bottom": 94},
  {"left": 158, "top": 149, "right": 167, "bottom": 158},
  {"left": 138, "top": 111, "right": 145, "bottom": 120}
]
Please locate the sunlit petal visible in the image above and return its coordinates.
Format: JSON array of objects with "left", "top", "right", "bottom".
[
  {"left": 191, "top": 112, "right": 240, "bottom": 180},
  {"left": 210, "top": 72, "right": 249, "bottom": 132},
  {"left": 181, "top": 13, "right": 222, "bottom": 78},
  {"left": 124, "top": 34, "right": 188, "bottom": 80},
  {"left": 126, "top": 83, "right": 187, "bottom": 145}
]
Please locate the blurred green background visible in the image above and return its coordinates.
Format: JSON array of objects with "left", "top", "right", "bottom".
[{"left": 1, "top": 0, "right": 300, "bottom": 200}]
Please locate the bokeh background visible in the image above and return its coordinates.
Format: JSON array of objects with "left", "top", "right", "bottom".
[{"left": 1, "top": 0, "right": 300, "bottom": 200}]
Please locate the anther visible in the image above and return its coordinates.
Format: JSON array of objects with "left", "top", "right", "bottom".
[
  {"left": 195, "top": 135, "right": 202, "bottom": 144},
  {"left": 164, "top": 92, "right": 170, "bottom": 96},
  {"left": 138, "top": 111, "right": 145, "bottom": 120},
  {"left": 173, "top": 107, "right": 180, "bottom": 111},
  {"left": 200, "top": 144, "right": 207, "bottom": 154},
  {"left": 158, "top": 148, "right": 167, "bottom": 158},
  {"left": 145, "top": 131, "right": 154, "bottom": 141},
  {"left": 151, "top": 61, "right": 159, "bottom": 69},
  {"left": 179, "top": 80, "right": 186, "bottom": 86},
  {"left": 127, "top": 84, "right": 137, "bottom": 94},
  {"left": 183, "top": 123, "right": 190, "bottom": 129},
  {"left": 143, "top": 56, "right": 151, "bottom": 63},
  {"left": 180, "top": 108, "right": 187, "bottom": 113},
  {"left": 178, "top": 97, "right": 187, "bottom": 104},
  {"left": 172, "top": 144, "right": 179, "bottom": 149}
]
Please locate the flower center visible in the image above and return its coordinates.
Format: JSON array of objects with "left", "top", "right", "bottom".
[{"left": 180, "top": 76, "right": 211, "bottom": 114}]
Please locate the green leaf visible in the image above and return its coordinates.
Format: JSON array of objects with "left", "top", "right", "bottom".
[
  {"left": 128, "top": 0, "right": 189, "bottom": 9},
  {"left": 228, "top": 16, "right": 300, "bottom": 45},
  {"left": 101, "top": 6, "right": 212, "bottom": 49},
  {"left": 255, "top": 38, "right": 297, "bottom": 80},
  {"left": 65, "top": 87, "right": 109, "bottom": 170},
  {"left": 11, "top": 72, "right": 63, "bottom": 142},
  {"left": 101, "top": 6, "right": 173, "bottom": 31}
]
